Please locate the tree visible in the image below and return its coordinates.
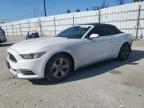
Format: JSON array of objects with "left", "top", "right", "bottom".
[
  {"left": 133, "top": 0, "right": 144, "bottom": 2},
  {"left": 92, "top": 6, "right": 96, "bottom": 10},
  {"left": 76, "top": 9, "right": 80, "bottom": 12},
  {"left": 86, "top": 8, "right": 89, "bottom": 11},
  {"left": 91, "top": 0, "right": 108, "bottom": 10},
  {"left": 101, "top": 0, "right": 107, "bottom": 8},
  {"left": 92, "top": 6, "right": 100, "bottom": 10},
  {"left": 66, "top": 10, "right": 71, "bottom": 13},
  {"left": 98, "top": 0, "right": 108, "bottom": 9},
  {"left": 118, "top": 0, "right": 124, "bottom": 5},
  {"left": 0, "top": 20, "right": 4, "bottom": 24}
]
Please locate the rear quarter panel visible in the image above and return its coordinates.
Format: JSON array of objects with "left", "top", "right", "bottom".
[{"left": 113, "top": 33, "right": 132, "bottom": 58}]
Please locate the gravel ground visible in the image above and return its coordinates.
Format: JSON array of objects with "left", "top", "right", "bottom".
[{"left": 0, "top": 36, "right": 144, "bottom": 108}]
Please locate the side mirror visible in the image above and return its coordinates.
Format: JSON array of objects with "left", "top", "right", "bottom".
[{"left": 89, "top": 34, "right": 99, "bottom": 39}]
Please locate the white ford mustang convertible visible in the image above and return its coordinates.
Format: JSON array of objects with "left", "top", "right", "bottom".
[{"left": 6, "top": 23, "right": 132, "bottom": 82}]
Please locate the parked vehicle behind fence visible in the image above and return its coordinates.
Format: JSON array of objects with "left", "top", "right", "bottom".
[{"left": 26, "top": 30, "right": 40, "bottom": 40}]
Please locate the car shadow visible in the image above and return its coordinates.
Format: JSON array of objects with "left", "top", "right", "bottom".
[
  {"left": 30, "top": 50, "right": 144, "bottom": 85},
  {"left": 0, "top": 43, "right": 14, "bottom": 47}
]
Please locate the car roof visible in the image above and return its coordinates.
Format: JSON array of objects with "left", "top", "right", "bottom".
[
  {"left": 79, "top": 23, "right": 122, "bottom": 34},
  {"left": 79, "top": 23, "right": 116, "bottom": 28}
]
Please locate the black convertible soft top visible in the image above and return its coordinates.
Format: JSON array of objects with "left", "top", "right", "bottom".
[
  {"left": 80, "top": 23, "right": 116, "bottom": 27},
  {"left": 80, "top": 23, "right": 122, "bottom": 34}
]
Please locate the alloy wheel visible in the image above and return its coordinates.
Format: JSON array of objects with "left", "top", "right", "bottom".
[{"left": 51, "top": 58, "right": 70, "bottom": 78}]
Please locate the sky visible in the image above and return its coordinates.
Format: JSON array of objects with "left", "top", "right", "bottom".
[{"left": 0, "top": 0, "right": 132, "bottom": 22}]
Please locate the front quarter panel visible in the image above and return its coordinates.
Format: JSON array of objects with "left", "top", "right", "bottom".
[{"left": 41, "top": 39, "right": 84, "bottom": 77}]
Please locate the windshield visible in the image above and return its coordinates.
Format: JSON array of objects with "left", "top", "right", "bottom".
[{"left": 57, "top": 26, "right": 90, "bottom": 39}]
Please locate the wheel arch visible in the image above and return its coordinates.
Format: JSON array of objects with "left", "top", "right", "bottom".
[
  {"left": 117, "top": 41, "right": 131, "bottom": 59},
  {"left": 43, "top": 51, "right": 75, "bottom": 77},
  {"left": 120, "top": 42, "right": 131, "bottom": 50},
  {"left": 114, "top": 41, "right": 131, "bottom": 58}
]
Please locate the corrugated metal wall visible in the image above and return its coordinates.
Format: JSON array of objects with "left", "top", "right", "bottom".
[{"left": 1, "top": 1, "right": 144, "bottom": 39}]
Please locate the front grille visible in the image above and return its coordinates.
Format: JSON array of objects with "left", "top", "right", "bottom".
[{"left": 9, "top": 53, "right": 17, "bottom": 62}]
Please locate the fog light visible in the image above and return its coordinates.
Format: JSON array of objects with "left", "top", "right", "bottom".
[{"left": 21, "top": 70, "right": 35, "bottom": 75}]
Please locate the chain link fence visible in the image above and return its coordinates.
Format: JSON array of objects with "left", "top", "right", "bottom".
[{"left": 1, "top": 2, "right": 144, "bottom": 39}]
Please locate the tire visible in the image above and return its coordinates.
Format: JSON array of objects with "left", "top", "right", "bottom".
[
  {"left": 118, "top": 43, "right": 131, "bottom": 60},
  {"left": 4, "top": 38, "right": 7, "bottom": 42},
  {"left": 0, "top": 39, "right": 1, "bottom": 45},
  {"left": 44, "top": 54, "right": 73, "bottom": 82}
]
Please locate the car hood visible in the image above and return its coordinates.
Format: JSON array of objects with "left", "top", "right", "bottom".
[{"left": 8, "top": 37, "right": 78, "bottom": 54}]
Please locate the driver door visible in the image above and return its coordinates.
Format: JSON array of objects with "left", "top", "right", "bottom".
[{"left": 83, "top": 27, "right": 114, "bottom": 65}]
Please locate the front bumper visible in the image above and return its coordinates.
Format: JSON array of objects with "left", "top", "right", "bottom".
[{"left": 6, "top": 48, "right": 45, "bottom": 79}]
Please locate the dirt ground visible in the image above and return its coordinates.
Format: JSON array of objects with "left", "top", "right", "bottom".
[{"left": 0, "top": 36, "right": 144, "bottom": 108}]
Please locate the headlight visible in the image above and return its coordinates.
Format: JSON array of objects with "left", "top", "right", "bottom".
[{"left": 20, "top": 52, "right": 46, "bottom": 59}]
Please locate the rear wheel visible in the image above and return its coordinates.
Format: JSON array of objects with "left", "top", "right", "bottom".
[
  {"left": 45, "top": 54, "right": 73, "bottom": 82},
  {"left": 118, "top": 43, "right": 131, "bottom": 60}
]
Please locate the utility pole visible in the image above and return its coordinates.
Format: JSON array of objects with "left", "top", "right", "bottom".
[
  {"left": 43, "top": 0, "right": 47, "bottom": 16},
  {"left": 136, "top": 5, "right": 141, "bottom": 39}
]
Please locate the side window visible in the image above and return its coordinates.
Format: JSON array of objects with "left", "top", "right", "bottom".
[
  {"left": 95, "top": 27, "right": 116, "bottom": 36},
  {"left": 86, "top": 26, "right": 118, "bottom": 38},
  {"left": 86, "top": 28, "right": 97, "bottom": 38}
]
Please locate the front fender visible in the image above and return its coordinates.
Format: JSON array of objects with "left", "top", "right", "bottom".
[{"left": 41, "top": 49, "right": 79, "bottom": 77}]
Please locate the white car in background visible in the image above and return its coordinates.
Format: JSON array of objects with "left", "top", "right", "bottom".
[{"left": 6, "top": 23, "right": 132, "bottom": 82}]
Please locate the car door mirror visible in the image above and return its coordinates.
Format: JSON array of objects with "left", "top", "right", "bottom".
[{"left": 89, "top": 34, "right": 99, "bottom": 39}]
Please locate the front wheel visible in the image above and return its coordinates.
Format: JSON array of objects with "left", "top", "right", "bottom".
[
  {"left": 45, "top": 54, "right": 73, "bottom": 82},
  {"left": 118, "top": 43, "right": 131, "bottom": 60}
]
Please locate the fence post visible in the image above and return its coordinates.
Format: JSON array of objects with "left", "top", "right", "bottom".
[
  {"left": 27, "top": 21, "right": 31, "bottom": 32},
  {"left": 12, "top": 25, "right": 14, "bottom": 36},
  {"left": 39, "top": 19, "right": 43, "bottom": 36},
  {"left": 19, "top": 22, "right": 22, "bottom": 36},
  {"left": 54, "top": 17, "right": 56, "bottom": 36},
  {"left": 98, "top": 8, "right": 101, "bottom": 23},
  {"left": 73, "top": 15, "right": 75, "bottom": 26},
  {"left": 5, "top": 25, "right": 8, "bottom": 36},
  {"left": 136, "top": 5, "right": 141, "bottom": 40}
]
